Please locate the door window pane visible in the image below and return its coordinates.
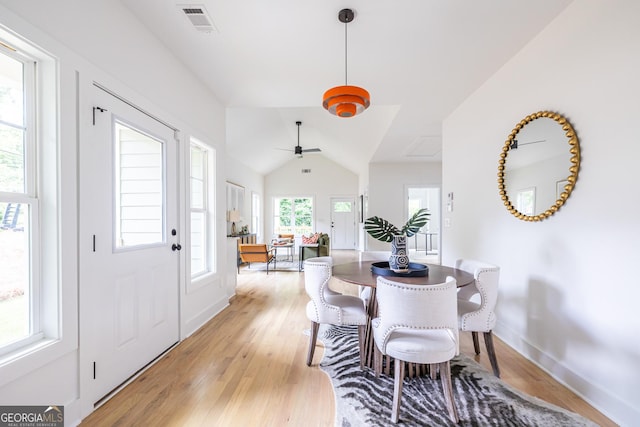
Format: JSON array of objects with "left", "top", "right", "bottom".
[
  {"left": 333, "top": 201, "right": 352, "bottom": 212},
  {"left": 114, "top": 121, "right": 164, "bottom": 248}
]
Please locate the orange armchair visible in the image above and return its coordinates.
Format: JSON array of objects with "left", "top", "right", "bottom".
[{"left": 238, "top": 244, "right": 276, "bottom": 274}]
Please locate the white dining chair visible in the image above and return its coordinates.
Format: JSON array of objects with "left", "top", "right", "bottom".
[
  {"left": 455, "top": 258, "right": 501, "bottom": 377},
  {"left": 306, "top": 256, "right": 340, "bottom": 295},
  {"left": 373, "top": 276, "right": 459, "bottom": 424},
  {"left": 303, "top": 257, "right": 368, "bottom": 367}
]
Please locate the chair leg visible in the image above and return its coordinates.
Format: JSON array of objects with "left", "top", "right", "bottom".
[
  {"left": 374, "top": 344, "right": 383, "bottom": 377},
  {"left": 472, "top": 331, "right": 481, "bottom": 354},
  {"left": 439, "top": 361, "right": 459, "bottom": 424},
  {"left": 306, "top": 321, "right": 319, "bottom": 366},
  {"left": 391, "top": 358, "right": 405, "bottom": 423},
  {"left": 357, "top": 325, "right": 366, "bottom": 370},
  {"left": 484, "top": 331, "right": 500, "bottom": 377},
  {"left": 406, "top": 363, "right": 414, "bottom": 378}
]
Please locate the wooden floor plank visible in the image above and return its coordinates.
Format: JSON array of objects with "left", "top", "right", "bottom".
[{"left": 80, "top": 250, "right": 614, "bottom": 427}]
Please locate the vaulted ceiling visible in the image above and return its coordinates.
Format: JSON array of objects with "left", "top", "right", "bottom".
[{"left": 121, "top": 0, "right": 572, "bottom": 176}]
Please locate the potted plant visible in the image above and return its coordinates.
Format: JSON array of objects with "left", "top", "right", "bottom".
[{"left": 364, "top": 209, "right": 430, "bottom": 270}]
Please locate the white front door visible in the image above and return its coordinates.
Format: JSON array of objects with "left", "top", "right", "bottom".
[
  {"left": 80, "top": 86, "right": 180, "bottom": 405},
  {"left": 330, "top": 198, "right": 356, "bottom": 250}
]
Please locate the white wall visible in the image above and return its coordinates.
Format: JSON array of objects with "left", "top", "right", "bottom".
[
  {"left": 442, "top": 1, "right": 640, "bottom": 425},
  {"left": 0, "top": 1, "right": 229, "bottom": 424},
  {"left": 367, "top": 162, "right": 442, "bottom": 251},
  {"left": 264, "top": 155, "right": 357, "bottom": 243}
]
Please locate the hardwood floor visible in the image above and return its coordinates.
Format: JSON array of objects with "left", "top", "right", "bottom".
[{"left": 80, "top": 250, "right": 615, "bottom": 426}]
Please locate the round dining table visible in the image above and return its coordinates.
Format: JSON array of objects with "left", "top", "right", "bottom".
[
  {"left": 332, "top": 260, "right": 474, "bottom": 288},
  {"left": 332, "top": 260, "right": 475, "bottom": 375}
]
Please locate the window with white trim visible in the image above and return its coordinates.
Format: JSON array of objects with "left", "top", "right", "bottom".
[
  {"left": 190, "top": 140, "right": 215, "bottom": 277},
  {"left": 251, "top": 191, "right": 261, "bottom": 242},
  {"left": 273, "top": 197, "right": 313, "bottom": 236},
  {"left": 0, "top": 37, "right": 56, "bottom": 356}
]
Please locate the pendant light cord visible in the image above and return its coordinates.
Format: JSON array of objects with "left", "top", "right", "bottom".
[{"left": 344, "top": 19, "right": 348, "bottom": 85}]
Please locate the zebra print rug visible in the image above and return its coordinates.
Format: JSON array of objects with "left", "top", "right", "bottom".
[{"left": 319, "top": 325, "right": 598, "bottom": 427}]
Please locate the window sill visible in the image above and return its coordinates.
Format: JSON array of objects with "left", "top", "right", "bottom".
[
  {"left": 0, "top": 336, "right": 68, "bottom": 388},
  {"left": 188, "top": 271, "right": 219, "bottom": 294}
]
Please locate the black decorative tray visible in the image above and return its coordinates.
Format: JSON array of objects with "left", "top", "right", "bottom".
[{"left": 371, "top": 261, "right": 429, "bottom": 277}]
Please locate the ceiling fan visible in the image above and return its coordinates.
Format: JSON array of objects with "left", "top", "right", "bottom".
[
  {"left": 280, "top": 121, "right": 321, "bottom": 158},
  {"left": 510, "top": 139, "right": 546, "bottom": 149}
]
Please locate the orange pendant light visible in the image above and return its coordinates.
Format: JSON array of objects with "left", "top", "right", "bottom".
[{"left": 323, "top": 9, "right": 370, "bottom": 118}]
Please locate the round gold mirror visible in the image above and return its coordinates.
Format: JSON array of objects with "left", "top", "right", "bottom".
[{"left": 498, "top": 111, "right": 580, "bottom": 221}]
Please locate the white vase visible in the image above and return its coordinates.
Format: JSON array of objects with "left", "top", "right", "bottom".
[{"left": 389, "top": 235, "right": 409, "bottom": 270}]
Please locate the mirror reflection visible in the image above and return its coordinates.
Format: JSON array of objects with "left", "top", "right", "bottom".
[{"left": 498, "top": 111, "right": 580, "bottom": 221}]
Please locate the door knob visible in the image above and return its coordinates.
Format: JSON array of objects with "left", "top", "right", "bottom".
[{"left": 172, "top": 243, "right": 182, "bottom": 251}]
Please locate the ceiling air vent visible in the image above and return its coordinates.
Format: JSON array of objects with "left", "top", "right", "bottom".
[
  {"left": 301, "top": 169, "right": 312, "bottom": 174},
  {"left": 178, "top": 4, "right": 218, "bottom": 33}
]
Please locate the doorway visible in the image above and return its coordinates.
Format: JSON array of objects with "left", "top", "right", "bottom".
[
  {"left": 406, "top": 186, "right": 441, "bottom": 263},
  {"left": 79, "top": 85, "right": 181, "bottom": 406},
  {"left": 330, "top": 197, "right": 356, "bottom": 250}
]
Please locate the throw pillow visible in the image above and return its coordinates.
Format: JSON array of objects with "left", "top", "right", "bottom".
[{"left": 302, "top": 233, "right": 320, "bottom": 244}]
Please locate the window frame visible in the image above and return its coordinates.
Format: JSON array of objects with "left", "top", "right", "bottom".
[
  {"left": 251, "top": 191, "right": 261, "bottom": 242},
  {"left": 0, "top": 45, "right": 42, "bottom": 355},
  {"left": 273, "top": 196, "right": 314, "bottom": 237},
  {"left": 0, "top": 26, "right": 64, "bottom": 381},
  {"left": 188, "top": 138, "right": 216, "bottom": 284}
]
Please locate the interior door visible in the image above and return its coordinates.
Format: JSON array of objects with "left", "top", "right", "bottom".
[
  {"left": 330, "top": 198, "right": 356, "bottom": 250},
  {"left": 80, "top": 85, "right": 180, "bottom": 405}
]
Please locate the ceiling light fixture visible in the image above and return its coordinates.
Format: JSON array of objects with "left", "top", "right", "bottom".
[{"left": 322, "top": 8, "right": 370, "bottom": 118}]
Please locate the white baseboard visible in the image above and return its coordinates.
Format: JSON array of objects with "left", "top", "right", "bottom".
[
  {"left": 182, "top": 299, "right": 229, "bottom": 340},
  {"left": 495, "top": 322, "right": 634, "bottom": 426}
]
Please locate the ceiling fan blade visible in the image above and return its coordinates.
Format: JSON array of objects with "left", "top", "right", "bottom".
[
  {"left": 510, "top": 139, "right": 546, "bottom": 149},
  {"left": 275, "top": 148, "right": 294, "bottom": 152},
  {"left": 301, "top": 148, "right": 321, "bottom": 153}
]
